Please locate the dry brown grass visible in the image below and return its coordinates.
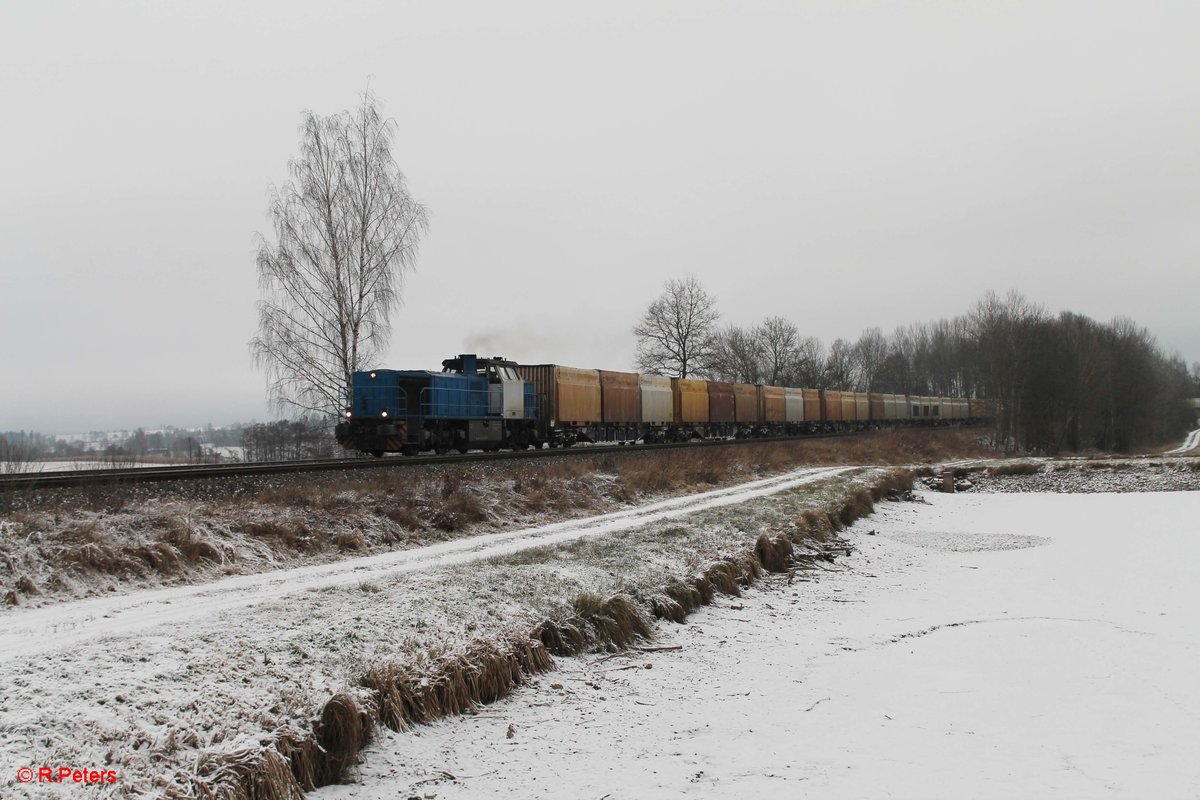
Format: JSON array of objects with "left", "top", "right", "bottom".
[
  {"left": 755, "top": 533, "right": 793, "bottom": 572},
  {"left": 572, "top": 592, "right": 654, "bottom": 650},
  {"left": 314, "top": 693, "right": 372, "bottom": 783},
  {"left": 534, "top": 618, "right": 589, "bottom": 656},
  {"left": 238, "top": 518, "right": 317, "bottom": 551},
  {"left": 181, "top": 745, "right": 304, "bottom": 800},
  {"left": 429, "top": 487, "right": 490, "bottom": 532}
]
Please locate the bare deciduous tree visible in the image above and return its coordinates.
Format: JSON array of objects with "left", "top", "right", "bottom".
[
  {"left": 822, "top": 338, "right": 856, "bottom": 390},
  {"left": 853, "top": 327, "right": 888, "bottom": 392},
  {"left": 757, "top": 316, "right": 800, "bottom": 386},
  {"left": 633, "top": 276, "right": 720, "bottom": 378},
  {"left": 251, "top": 91, "right": 429, "bottom": 416},
  {"left": 710, "top": 324, "right": 764, "bottom": 383}
]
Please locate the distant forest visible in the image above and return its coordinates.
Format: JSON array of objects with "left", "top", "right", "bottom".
[{"left": 702, "top": 290, "right": 1199, "bottom": 454}]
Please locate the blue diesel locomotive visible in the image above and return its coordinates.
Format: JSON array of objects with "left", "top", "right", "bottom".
[{"left": 335, "top": 354, "right": 538, "bottom": 456}]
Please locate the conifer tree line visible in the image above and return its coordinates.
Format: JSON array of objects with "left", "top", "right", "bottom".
[{"left": 637, "top": 282, "right": 1199, "bottom": 454}]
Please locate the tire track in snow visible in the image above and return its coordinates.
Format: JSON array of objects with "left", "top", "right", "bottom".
[
  {"left": 1165, "top": 429, "right": 1200, "bottom": 454},
  {"left": 0, "top": 466, "right": 852, "bottom": 663}
]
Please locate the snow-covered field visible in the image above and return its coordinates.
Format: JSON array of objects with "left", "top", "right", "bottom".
[
  {"left": 315, "top": 488, "right": 1200, "bottom": 799},
  {"left": 18, "top": 460, "right": 163, "bottom": 473},
  {"left": 0, "top": 465, "right": 875, "bottom": 797}
]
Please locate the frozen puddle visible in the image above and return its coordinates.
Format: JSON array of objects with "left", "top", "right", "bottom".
[{"left": 315, "top": 489, "right": 1200, "bottom": 800}]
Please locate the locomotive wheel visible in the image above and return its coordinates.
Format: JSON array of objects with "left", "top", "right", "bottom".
[{"left": 368, "top": 450, "right": 384, "bottom": 458}]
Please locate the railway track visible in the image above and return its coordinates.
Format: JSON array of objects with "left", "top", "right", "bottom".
[{"left": 0, "top": 432, "right": 859, "bottom": 491}]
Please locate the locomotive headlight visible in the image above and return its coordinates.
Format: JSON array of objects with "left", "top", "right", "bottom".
[
  {"left": 344, "top": 409, "right": 352, "bottom": 418},
  {"left": 381, "top": 410, "right": 388, "bottom": 418},
  {"left": 370, "top": 372, "right": 377, "bottom": 379}
]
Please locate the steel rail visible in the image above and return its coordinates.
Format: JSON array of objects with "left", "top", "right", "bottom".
[{"left": 0, "top": 431, "right": 865, "bottom": 491}]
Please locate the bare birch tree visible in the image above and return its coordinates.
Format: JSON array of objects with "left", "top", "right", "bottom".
[
  {"left": 633, "top": 276, "right": 720, "bottom": 378},
  {"left": 251, "top": 91, "right": 429, "bottom": 416}
]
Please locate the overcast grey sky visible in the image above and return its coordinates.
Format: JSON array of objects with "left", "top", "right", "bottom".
[{"left": 2, "top": 1, "right": 1197, "bottom": 433}]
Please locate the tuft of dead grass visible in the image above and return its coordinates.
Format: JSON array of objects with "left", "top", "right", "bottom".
[
  {"left": 572, "top": 592, "right": 654, "bottom": 651},
  {"left": 315, "top": 693, "right": 372, "bottom": 782},
  {"left": 181, "top": 745, "right": 304, "bottom": 800},
  {"left": 429, "top": 487, "right": 489, "bottom": 532},
  {"left": 755, "top": 533, "right": 793, "bottom": 573}
]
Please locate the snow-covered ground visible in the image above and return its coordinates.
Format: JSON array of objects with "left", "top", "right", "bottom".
[
  {"left": 1, "top": 465, "right": 871, "bottom": 797},
  {"left": 315, "top": 488, "right": 1200, "bottom": 799}
]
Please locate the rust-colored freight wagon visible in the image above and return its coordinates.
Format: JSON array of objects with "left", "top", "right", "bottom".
[
  {"left": 640, "top": 374, "right": 673, "bottom": 424},
  {"left": 707, "top": 381, "right": 736, "bottom": 425},
  {"left": 802, "top": 388, "right": 821, "bottom": 423},
  {"left": 598, "top": 370, "right": 640, "bottom": 423},
  {"left": 516, "top": 364, "right": 602, "bottom": 439},
  {"left": 672, "top": 378, "right": 709, "bottom": 425},
  {"left": 821, "top": 390, "right": 844, "bottom": 423},
  {"left": 733, "top": 384, "right": 760, "bottom": 423},
  {"left": 759, "top": 385, "right": 786, "bottom": 423}
]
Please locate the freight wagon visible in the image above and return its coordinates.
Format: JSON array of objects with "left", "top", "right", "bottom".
[{"left": 337, "top": 353, "right": 993, "bottom": 455}]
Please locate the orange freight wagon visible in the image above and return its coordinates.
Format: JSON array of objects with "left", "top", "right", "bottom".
[
  {"left": 802, "top": 388, "right": 821, "bottom": 422},
  {"left": 672, "top": 378, "right": 709, "bottom": 424},
  {"left": 821, "top": 390, "right": 844, "bottom": 423}
]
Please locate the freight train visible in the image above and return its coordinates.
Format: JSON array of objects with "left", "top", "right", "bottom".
[{"left": 335, "top": 354, "right": 993, "bottom": 456}]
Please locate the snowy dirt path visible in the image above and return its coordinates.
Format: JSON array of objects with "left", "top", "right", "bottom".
[
  {"left": 0, "top": 466, "right": 849, "bottom": 663},
  {"left": 1165, "top": 428, "right": 1200, "bottom": 453},
  {"left": 315, "top": 489, "right": 1200, "bottom": 800}
]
